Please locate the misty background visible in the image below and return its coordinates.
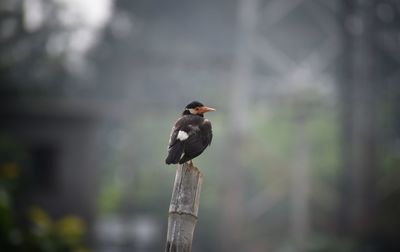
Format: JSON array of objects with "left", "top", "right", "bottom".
[{"left": 1, "top": 0, "right": 400, "bottom": 251}]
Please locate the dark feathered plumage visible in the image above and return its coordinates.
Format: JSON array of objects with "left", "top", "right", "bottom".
[{"left": 165, "top": 101, "right": 215, "bottom": 165}]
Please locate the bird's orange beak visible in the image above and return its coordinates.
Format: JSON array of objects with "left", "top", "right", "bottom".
[{"left": 198, "top": 106, "right": 216, "bottom": 113}]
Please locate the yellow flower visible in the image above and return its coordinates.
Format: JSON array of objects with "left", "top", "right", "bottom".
[
  {"left": 56, "top": 216, "right": 86, "bottom": 246},
  {"left": 28, "top": 206, "right": 53, "bottom": 235},
  {"left": 0, "top": 162, "right": 20, "bottom": 179}
]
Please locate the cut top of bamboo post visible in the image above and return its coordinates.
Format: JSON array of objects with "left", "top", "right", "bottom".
[
  {"left": 166, "top": 163, "right": 203, "bottom": 252},
  {"left": 169, "top": 163, "right": 203, "bottom": 216}
]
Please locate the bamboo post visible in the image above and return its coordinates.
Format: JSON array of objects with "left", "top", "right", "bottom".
[{"left": 165, "top": 163, "right": 203, "bottom": 252}]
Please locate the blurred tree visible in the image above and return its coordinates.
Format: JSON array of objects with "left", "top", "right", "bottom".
[{"left": 0, "top": 0, "right": 112, "bottom": 95}]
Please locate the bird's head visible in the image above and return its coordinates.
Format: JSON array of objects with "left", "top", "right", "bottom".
[{"left": 183, "top": 101, "right": 216, "bottom": 116}]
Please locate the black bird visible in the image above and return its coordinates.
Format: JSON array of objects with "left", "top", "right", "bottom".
[{"left": 165, "top": 101, "right": 215, "bottom": 165}]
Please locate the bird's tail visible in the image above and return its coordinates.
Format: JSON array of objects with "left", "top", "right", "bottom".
[{"left": 165, "top": 143, "right": 184, "bottom": 165}]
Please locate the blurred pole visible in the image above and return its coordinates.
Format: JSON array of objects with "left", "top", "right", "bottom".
[
  {"left": 165, "top": 163, "right": 203, "bottom": 252},
  {"left": 290, "top": 108, "right": 310, "bottom": 251},
  {"left": 339, "top": 0, "right": 377, "bottom": 237},
  {"left": 230, "top": 0, "right": 258, "bottom": 132},
  {"left": 221, "top": 0, "right": 258, "bottom": 251}
]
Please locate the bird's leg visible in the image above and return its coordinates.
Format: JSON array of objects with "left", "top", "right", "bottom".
[{"left": 188, "top": 160, "right": 193, "bottom": 166}]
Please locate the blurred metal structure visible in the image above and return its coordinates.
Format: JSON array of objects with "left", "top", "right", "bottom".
[{"left": 225, "top": 0, "right": 342, "bottom": 250}]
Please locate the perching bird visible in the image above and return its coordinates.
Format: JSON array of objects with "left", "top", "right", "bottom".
[{"left": 165, "top": 101, "right": 215, "bottom": 165}]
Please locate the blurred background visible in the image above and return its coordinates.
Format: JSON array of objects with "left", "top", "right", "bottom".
[{"left": 1, "top": 0, "right": 400, "bottom": 251}]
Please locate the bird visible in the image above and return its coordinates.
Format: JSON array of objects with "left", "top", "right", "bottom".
[{"left": 165, "top": 101, "right": 215, "bottom": 165}]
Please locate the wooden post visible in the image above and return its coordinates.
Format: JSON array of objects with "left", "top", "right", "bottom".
[{"left": 165, "top": 163, "right": 203, "bottom": 252}]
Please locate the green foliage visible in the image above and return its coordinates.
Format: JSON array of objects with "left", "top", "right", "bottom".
[{"left": 0, "top": 133, "right": 89, "bottom": 252}]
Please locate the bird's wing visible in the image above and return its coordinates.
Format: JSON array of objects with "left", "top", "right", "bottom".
[
  {"left": 178, "top": 120, "right": 212, "bottom": 164},
  {"left": 167, "top": 117, "right": 189, "bottom": 149},
  {"left": 166, "top": 117, "right": 197, "bottom": 164},
  {"left": 167, "top": 125, "right": 179, "bottom": 149},
  {"left": 181, "top": 132, "right": 205, "bottom": 159}
]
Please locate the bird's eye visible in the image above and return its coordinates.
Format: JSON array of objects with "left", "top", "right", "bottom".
[{"left": 195, "top": 107, "right": 199, "bottom": 111}]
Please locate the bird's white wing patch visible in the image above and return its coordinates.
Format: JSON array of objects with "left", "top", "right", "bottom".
[{"left": 177, "top": 130, "right": 189, "bottom": 141}]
